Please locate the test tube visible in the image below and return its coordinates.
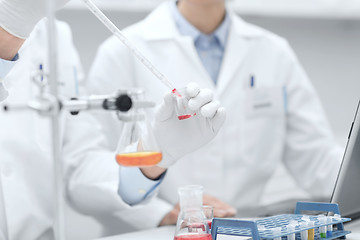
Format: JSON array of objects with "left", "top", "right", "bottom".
[
  {"left": 318, "top": 215, "right": 327, "bottom": 238},
  {"left": 307, "top": 221, "right": 315, "bottom": 240},
  {"left": 286, "top": 222, "right": 297, "bottom": 240},
  {"left": 272, "top": 227, "right": 282, "bottom": 240},
  {"left": 333, "top": 214, "right": 342, "bottom": 221},
  {"left": 300, "top": 221, "right": 308, "bottom": 240},
  {"left": 326, "top": 216, "right": 333, "bottom": 237}
]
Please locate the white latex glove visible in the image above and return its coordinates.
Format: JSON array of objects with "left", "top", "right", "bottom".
[
  {"left": 143, "top": 82, "right": 226, "bottom": 168},
  {"left": 0, "top": 0, "right": 70, "bottom": 39}
]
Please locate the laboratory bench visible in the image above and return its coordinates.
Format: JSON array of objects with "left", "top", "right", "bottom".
[{"left": 96, "top": 220, "right": 360, "bottom": 240}]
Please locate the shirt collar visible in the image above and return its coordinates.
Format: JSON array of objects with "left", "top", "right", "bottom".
[{"left": 170, "top": 1, "right": 231, "bottom": 49}]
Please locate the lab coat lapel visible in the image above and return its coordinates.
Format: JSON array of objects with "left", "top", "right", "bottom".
[
  {"left": 141, "top": 2, "right": 178, "bottom": 41},
  {"left": 217, "top": 14, "right": 263, "bottom": 96},
  {"left": 141, "top": 2, "right": 214, "bottom": 89},
  {"left": 176, "top": 37, "right": 214, "bottom": 88}
]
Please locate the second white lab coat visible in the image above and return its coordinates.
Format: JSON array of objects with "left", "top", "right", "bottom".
[
  {"left": 0, "top": 20, "right": 84, "bottom": 239},
  {"left": 0, "top": 19, "right": 151, "bottom": 239},
  {"left": 88, "top": 2, "right": 343, "bottom": 228}
]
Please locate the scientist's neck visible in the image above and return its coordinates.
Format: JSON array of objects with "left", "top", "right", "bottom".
[{"left": 177, "top": 1, "right": 226, "bottom": 35}]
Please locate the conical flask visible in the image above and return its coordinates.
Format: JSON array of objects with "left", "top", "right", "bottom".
[
  {"left": 174, "top": 185, "right": 212, "bottom": 240},
  {"left": 115, "top": 90, "right": 162, "bottom": 167}
]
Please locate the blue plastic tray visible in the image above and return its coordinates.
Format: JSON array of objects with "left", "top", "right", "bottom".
[{"left": 211, "top": 202, "right": 352, "bottom": 240}]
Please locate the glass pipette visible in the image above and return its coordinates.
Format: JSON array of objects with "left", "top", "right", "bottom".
[
  {"left": 82, "top": 0, "right": 175, "bottom": 91},
  {"left": 82, "top": 0, "right": 197, "bottom": 120}
]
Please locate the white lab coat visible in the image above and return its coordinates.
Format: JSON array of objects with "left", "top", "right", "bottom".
[
  {"left": 88, "top": 2, "right": 343, "bottom": 227},
  {"left": 0, "top": 20, "right": 82, "bottom": 239},
  {"left": 0, "top": 18, "right": 178, "bottom": 238},
  {"left": 0, "top": 19, "right": 146, "bottom": 239}
]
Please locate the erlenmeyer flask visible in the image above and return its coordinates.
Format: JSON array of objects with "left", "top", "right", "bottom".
[
  {"left": 174, "top": 185, "right": 212, "bottom": 240},
  {"left": 115, "top": 90, "right": 162, "bottom": 167}
]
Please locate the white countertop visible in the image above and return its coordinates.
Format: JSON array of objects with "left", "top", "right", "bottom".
[
  {"left": 96, "top": 226, "right": 175, "bottom": 240},
  {"left": 96, "top": 224, "right": 360, "bottom": 240}
]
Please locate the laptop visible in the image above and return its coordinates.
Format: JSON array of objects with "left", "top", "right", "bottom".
[{"left": 331, "top": 100, "right": 360, "bottom": 220}]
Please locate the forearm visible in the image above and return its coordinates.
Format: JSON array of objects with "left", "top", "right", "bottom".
[{"left": 0, "top": 27, "right": 24, "bottom": 60}]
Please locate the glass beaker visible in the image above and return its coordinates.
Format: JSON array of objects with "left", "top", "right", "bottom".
[
  {"left": 115, "top": 90, "right": 162, "bottom": 167},
  {"left": 174, "top": 185, "right": 212, "bottom": 240}
]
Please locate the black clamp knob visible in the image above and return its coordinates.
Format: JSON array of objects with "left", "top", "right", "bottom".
[
  {"left": 103, "top": 94, "right": 132, "bottom": 112},
  {"left": 70, "top": 97, "right": 79, "bottom": 115}
]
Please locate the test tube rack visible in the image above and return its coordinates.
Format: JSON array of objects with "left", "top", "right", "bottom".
[{"left": 211, "top": 202, "right": 352, "bottom": 240}]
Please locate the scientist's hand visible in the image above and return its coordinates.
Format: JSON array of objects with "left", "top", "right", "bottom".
[
  {"left": 0, "top": 0, "right": 70, "bottom": 39},
  {"left": 203, "top": 194, "right": 237, "bottom": 218},
  {"left": 159, "top": 194, "right": 236, "bottom": 226},
  {"left": 146, "top": 82, "right": 226, "bottom": 168}
]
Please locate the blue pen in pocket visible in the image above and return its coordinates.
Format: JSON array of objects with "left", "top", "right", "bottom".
[{"left": 250, "top": 75, "right": 255, "bottom": 88}]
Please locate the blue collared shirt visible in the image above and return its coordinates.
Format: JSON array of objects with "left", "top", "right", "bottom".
[{"left": 170, "top": 1, "right": 231, "bottom": 84}]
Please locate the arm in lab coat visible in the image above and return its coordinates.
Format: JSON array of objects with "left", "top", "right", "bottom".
[
  {"left": 62, "top": 111, "right": 172, "bottom": 231},
  {"left": 280, "top": 41, "right": 343, "bottom": 199},
  {"left": 81, "top": 35, "right": 175, "bottom": 230},
  {"left": 59, "top": 24, "right": 172, "bottom": 232}
]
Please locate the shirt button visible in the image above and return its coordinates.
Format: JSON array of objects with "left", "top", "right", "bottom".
[
  {"left": 138, "top": 189, "right": 146, "bottom": 195},
  {"left": 202, "top": 41, "right": 210, "bottom": 48}
]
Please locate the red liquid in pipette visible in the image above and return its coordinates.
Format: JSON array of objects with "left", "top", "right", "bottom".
[
  {"left": 178, "top": 115, "right": 192, "bottom": 120},
  {"left": 174, "top": 234, "right": 212, "bottom": 240},
  {"left": 172, "top": 88, "right": 182, "bottom": 97}
]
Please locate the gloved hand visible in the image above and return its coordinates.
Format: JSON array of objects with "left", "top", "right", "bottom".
[
  {"left": 0, "top": 0, "right": 70, "bottom": 39},
  {"left": 143, "top": 82, "right": 226, "bottom": 168}
]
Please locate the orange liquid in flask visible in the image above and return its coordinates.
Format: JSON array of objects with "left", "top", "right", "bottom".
[{"left": 116, "top": 152, "right": 162, "bottom": 167}]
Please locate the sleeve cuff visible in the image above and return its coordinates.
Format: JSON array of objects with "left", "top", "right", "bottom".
[
  {"left": 11, "top": 53, "right": 19, "bottom": 61},
  {"left": 118, "top": 167, "right": 166, "bottom": 205}
]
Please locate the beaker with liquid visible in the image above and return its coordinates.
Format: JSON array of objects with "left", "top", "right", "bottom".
[
  {"left": 174, "top": 185, "right": 212, "bottom": 240},
  {"left": 115, "top": 90, "right": 162, "bottom": 167}
]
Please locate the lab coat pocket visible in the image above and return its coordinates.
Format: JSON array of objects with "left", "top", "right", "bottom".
[
  {"left": 241, "top": 86, "right": 286, "bottom": 168},
  {"left": 245, "top": 86, "right": 286, "bottom": 118}
]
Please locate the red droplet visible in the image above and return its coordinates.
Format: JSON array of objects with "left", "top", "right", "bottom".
[{"left": 172, "top": 88, "right": 182, "bottom": 97}]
